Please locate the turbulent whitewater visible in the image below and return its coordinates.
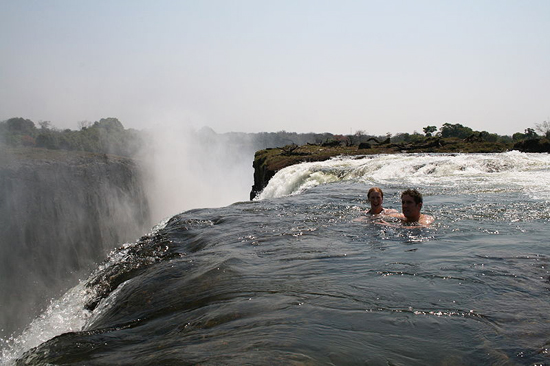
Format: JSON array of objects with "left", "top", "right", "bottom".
[{"left": 2, "top": 152, "right": 550, "bottom": 365}]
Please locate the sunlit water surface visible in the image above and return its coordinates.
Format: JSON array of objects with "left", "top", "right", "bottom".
[{"left": 2, "top": 152, "right": 550, "bottom": 365}]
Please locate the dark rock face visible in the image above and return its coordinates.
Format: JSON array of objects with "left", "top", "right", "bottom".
[
  {"left": 0, "top": 148, "right": 151, "bottom": 338},
  {"left": 513, "top": 138, "right": 550, "bottom": 153},
  {"left": 249, "top": 138, "right": 546, "bottom": 200},
  {"left": 250, "top": 150, "right": 276, "bottom": 200}
]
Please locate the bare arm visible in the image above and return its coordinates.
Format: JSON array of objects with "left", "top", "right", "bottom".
[{"left": 375, "top": 214, "right": 434, "bottom": 228}]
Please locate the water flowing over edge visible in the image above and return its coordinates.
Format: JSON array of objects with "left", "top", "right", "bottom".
[
  {"left": 256, "top": 151, "right": 550, "bottom": 201},
  {"left": 0, "top": 218, "right": 171, "bottom": 364},
  {"left": 2, "top": 151, "right": 549, "bottom": 364}
]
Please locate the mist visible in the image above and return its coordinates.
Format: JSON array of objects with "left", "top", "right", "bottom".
[
  {"left": 0, "top": 120, "right": 273, "bottom": 340},
  {"left": 137, "top": 125, "right": 259, "bottom": 223},
  {"left": 0, "top": 117, "right": 316, "bottom": 342},
  {"left": 0, "top": 141, "right": 150, "bottom": 339}
]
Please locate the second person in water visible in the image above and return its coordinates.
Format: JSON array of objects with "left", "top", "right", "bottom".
[{"left": 366, "top": 187, "right": 398, "bottom": 215}]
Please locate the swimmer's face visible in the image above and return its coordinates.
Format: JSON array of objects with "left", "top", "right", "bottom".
[
  {"left": 401, "top": 194, "right": 422, "bottom": 219},
  {"left": 368, "top": 191, "right": 383, "bottom": 208}
]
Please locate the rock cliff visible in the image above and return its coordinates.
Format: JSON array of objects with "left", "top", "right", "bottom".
[
  {"left": 513, "top": 138, "right": 550, "bottom": 153},
  {"left": 0, "top": 147, "right": 151, "bottom": 337},
  {"left": 249, "top": 138, "right": 547, "bottom": 199},
  {"left": 250, "top": 144, "right": 374, "bottom": 199}
]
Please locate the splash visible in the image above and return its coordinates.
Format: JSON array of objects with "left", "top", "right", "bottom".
[
  {"left": 0, "top": 282, "right": 94, "bottom": 364},
  {"left": 0, "top": 219, "right": 171, "bottom": 365},
  {"left": 256, "top": 152, "right": 550, "bottom": 200}
]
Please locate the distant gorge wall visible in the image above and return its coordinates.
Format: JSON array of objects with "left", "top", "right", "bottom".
[{"left": 0, "top": 147, "right": 151, "bottom": 338}]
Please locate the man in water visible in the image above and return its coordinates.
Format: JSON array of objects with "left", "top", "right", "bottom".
[
  {"left": 375, "top": 188, "right": 434, "bottom": 227},
  {"left": 394, "top": 188, "right": 434, "bottom": 226}
]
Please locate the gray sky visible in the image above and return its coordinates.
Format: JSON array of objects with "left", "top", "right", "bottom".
[{"left": 1, "top": 0, "right": 549, "bottom": 136}]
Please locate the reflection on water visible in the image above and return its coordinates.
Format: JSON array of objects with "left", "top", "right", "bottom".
[
  {"left": 4, "top": 180, "right": 549, "bottom": 366},
  {"left": 4, "top": 152, "right": 550, "bottom": 365}
]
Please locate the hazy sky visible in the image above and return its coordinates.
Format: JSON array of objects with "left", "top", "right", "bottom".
[{"left": 1, "top": 0, "right": 549, "bottom": 136}]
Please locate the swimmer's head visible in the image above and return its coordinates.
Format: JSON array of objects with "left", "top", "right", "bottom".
[
  {"left": 401, "top": 188, "right": 423, "bottom": 204},
  {"left": 367, "top": 187, "right": 383, "bottom": 199}
]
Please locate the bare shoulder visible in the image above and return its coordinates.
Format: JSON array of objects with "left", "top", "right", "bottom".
[
  {"left": 382, "top": 208, "right": 399, "bottom": 215},
  {"left": 387, "top": 212, "right": 404, "bottom": 219},
  {"left": 382, "top": 213, "right": 435, "bottom": 228},
  {"left": 420, "top": 214, "right": 434, "bottom": 225}
]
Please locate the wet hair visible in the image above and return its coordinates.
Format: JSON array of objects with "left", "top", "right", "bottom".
[
  {"left": 367, "top": 187, "right": 383, "bottom": 199},
  {"left": 401, "top": 188, "right": 423, "bottom": 204}
]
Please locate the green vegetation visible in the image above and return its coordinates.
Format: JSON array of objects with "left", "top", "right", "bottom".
[
  {"left": 248, "top": 121, "right": 549, "bottom": 199},
  {"left": 1, "top": 117, "right": 548, "bottom": 158},
  {"left": 0, "top": 117, "right": 144, "bottom": 158}
]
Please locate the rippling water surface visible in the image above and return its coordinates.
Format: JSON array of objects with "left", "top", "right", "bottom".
[{"left": 3, "top": 153, "right": 550, "bottom": 365}]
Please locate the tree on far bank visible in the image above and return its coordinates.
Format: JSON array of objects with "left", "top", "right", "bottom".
[
  {"left": 535, "top": 120, "right": 550, "bottom": 138},
  {"left": 0, "top": 117, "right": 37, "bottom": 146},
  {"left": 6, "top": 117, "right": 36, "bottom": 134},
  {"left": 513, "top": 128, "right": 539, "bottom": 141},
  {"left": 423, "top": 125, "right": 437, "bottom": 137},
  {"left": 526, "top": 128, "right": 539, "bottom": 139},
  {"left": 439, "top": 123, "right": 474, "bottom": 139}
]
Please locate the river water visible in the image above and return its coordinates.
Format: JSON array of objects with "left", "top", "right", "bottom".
[{"left": 2, "top": 152, "right": 550, "bottom": 365}]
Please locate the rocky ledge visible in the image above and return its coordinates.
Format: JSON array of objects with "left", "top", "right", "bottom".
[{"left": 250, "top": 137, "right": 549, "bottom": 199}]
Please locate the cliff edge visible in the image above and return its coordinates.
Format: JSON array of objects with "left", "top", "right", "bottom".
[
  {"left": 250, "top": 137, "right": 549, "bottom": 199},
  {"left": 0, "top": 147, "right": 151, "bottom": 338}
]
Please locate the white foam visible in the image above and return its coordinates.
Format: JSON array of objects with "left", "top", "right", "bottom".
[
  {"left": 0, "top": 282, "right": 94, "bottom": 365},
  {"left": 0, "top": 230, "right": 159, "bottom": 365},
  {"left": 256, "top": 152, "right": 550, "bottom": 200}
]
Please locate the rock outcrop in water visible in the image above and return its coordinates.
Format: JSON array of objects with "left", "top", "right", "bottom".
[
  {"left": 513, "top": 138, "right": 550, "bottom": 153},
  {"left": 0, "top": 147, "right": 151, "bottom": 338},
  {"left": 249, "top": 137, "right": 543, "bottom": 199}
]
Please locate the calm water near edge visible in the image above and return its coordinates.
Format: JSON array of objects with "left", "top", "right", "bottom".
[{"left": 3, "top": 153, "right": 550, "bottom": 365}]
